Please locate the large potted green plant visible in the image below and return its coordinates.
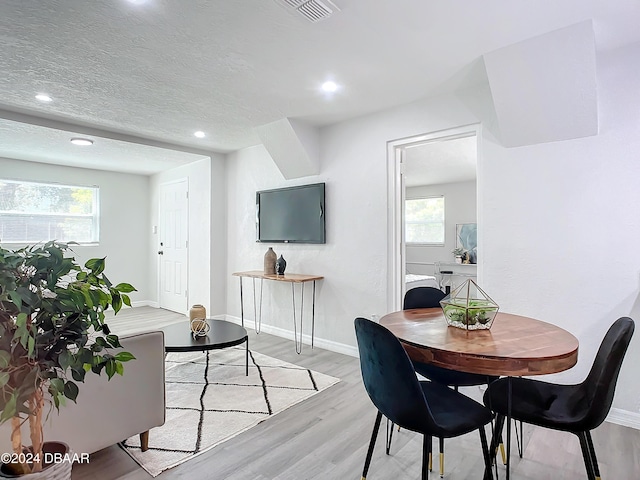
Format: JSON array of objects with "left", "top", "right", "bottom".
[{"left": 0, "top": 242, "right": 136, "bottom": 477}]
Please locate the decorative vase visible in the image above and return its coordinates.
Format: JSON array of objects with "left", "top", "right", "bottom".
[
  {"left": 0, "top": 441, "right": 72, "bottom": 479},
  {"left": 275, "top": 255, "right": 287, "bottom": 275},
  {"left": 189, "top": 304, "right": 206, "bottom": 321},
  {"left": 440, "top": 279, "right": 499, "bottom": 331},
  {"left": 264, "top": 247, "right": 277, "bottom": 275}
]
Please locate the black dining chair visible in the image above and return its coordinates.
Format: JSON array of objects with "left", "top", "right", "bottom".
[
  {"left": 354, "top": 317, "right": 494, "bottom": 480},
  {"left": 399, "top": 287, "right": 502, "bottom": 476},
  {"left": 483, "top": 317, "right": 635, "bottom": 480}
]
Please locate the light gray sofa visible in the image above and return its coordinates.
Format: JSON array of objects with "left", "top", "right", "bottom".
[{"left": 0, "top": 330, "right": 166, "bottom": 455}]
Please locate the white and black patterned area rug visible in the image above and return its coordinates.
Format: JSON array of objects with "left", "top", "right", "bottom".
[{"left": 121, "top": 347, "right": 340, "bottom": 477}]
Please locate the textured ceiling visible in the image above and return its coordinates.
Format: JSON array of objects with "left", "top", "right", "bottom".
[{"left": 0, "top": 0, "right": 639, "bottom": 174}]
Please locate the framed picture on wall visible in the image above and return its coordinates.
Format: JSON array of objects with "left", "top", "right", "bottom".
[{"left": 456, "top": 223, "right": 477, "bottom": 264}]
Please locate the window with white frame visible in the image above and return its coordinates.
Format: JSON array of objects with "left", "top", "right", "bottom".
[
  {"left": 405, "top": 196, "right": 445, "bottom": 244},
  {"left": 0, "top": 179, "right": 99, "bottom": 244}
]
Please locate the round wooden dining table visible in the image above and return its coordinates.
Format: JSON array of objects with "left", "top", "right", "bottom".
[
  {"left": 379, "top": 308, "right": 579, "bottom": 377},
  {"left": 379, "top": 307, "right": 579, "bottom": 480}
]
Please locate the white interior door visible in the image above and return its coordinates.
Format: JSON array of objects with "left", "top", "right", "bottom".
[{"left": 159, "top": 179, "right": 188, "bottom": 314}]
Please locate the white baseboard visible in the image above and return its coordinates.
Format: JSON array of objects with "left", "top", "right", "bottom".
[
  {"left": 223, "top": 314, "right": 358, "bottom": 358},
  {"left": 606, "top": 408, "right": 640, "bottom": 430},
  {"left": 131, "top": 300, "right": 159, "bottom": 308}
]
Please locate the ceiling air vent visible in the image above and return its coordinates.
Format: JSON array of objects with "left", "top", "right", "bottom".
[{"left": 275, "top": 0, "right": 340, "bottom": 23}]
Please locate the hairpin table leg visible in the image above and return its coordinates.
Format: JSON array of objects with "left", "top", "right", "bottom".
[
  {"left": 311, "top": 280, "right": 316, "bottom": 349},
  {"left": 239, "top": 276, "right": 244, "bottom": 327}
]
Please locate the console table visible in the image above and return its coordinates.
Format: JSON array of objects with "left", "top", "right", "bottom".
[{"left": 232, "top": 271, "right": 324, "bottom": 354}]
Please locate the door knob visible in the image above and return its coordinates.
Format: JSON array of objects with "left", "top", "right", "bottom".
[{"left": 158, "top": 250, "right": 164, "bottom": 255}]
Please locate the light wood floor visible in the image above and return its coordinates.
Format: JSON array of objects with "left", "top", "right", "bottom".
[{"left": 71, "top": 307, "right": 640, "bottom": 479}]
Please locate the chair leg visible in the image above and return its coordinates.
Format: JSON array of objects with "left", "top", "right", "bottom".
[
  {"left": 480, "top": 427, "right": 494, "bottom": 480},
  {"left": 361, "top": 411, "right": 383, "bottom": 480},
  {"left": 422, "top": 435, "right": 429, "bottom": 480},
  {"left": 514, "top": 420, "right": 523, "bottom": 458},
  {"left": 577, "top": 431, "right": 596, "bottom": 480},
  {"left": 484, "top": 384, "right": 507, "bottom": 465},
  {"left": 484, "top": 415, "right": 504, "bottom": 480},
  {"left": 497, "top": 419, "right": 522, "bottom": 462},
  {"left": 428, "top": 435, "right": 433, "bottom": 471},
  {"left": 386, "top": 417, "right": 394, "bottom": 455},
  {"left": 584, "top": 431, "right": 601, "bottom": 480},
  {"left": 488, "top": 414, "right": 505, "bottom": 465},
  {"left": 439, "top": 437, "right": 445, "bottom": 477},
  {"left": 499, "top": 442, "right": 507, "bottom": 465}
]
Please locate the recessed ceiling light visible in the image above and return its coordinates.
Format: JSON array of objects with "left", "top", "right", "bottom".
[
  {"left": 70, "top": 138, "right": 94, "bottom": 146},
  {"left": 321, "top": 81, "right": 338, "bottom": 93},
  {"left": 194, "top": 131, "right": 206, "bottom": 138},
  {"left": 35, "top": 94, "right": 53, "bottom": 102}
]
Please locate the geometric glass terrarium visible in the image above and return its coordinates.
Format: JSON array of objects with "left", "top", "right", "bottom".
[{"left": 439, "top": 279, "right": 499, "bottom": 330}]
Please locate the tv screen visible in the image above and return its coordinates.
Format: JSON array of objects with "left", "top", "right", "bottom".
[{"left": 256, "top": 183, "right": 325, "bottom": 244}]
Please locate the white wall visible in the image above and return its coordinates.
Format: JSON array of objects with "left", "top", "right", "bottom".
[
  {"left": 224, "top": 41, "right": 640, "bottom": 417},
  {"left": 405, "top": 181, "right": 477, "bottom": 273},
  {"left": 149, "top": 155, "right": 226, "bottom": 317},
  {"left": 0, "top": 158, "right": 151, "bottom": 303},
  {"left": 225, "top": 146, "right": 338, "bottom": 346},
  {"left": 482, "top": 41, "right": 640, "bottom": 416}
]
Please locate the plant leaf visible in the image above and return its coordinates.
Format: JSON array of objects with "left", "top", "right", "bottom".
[
  {"left": 50, "top": 378, "right": 64, "bottom": 395},
  {"left": 71, "top": 368, "right": 86, "bottom": 382},
  {"left": 58, "top": 350, "right": 73, "bottom": 371},
  {"left": 0, "top": 351, "right": 10, "bottom": 368},
  {"left": 0, "top": 394, "right": 17, "bottom": 422},
  {"left": 64, "top": 381, "right": 79, "bottom": 402},
  {"left": 8, "top": 290, "right": 22, "bottom": 310},
  {"left": 85, "top": 257, "right": 106, "bottom": 275},
  {"left": 112, "top": 293, "right": 122, "bottom": 313},
  {"left": 105, "top": 359, "right": 116, "bottom": 379},
  {"left": 115, "top": 283, "right": 136, "bottom": 293},
  {"left": 114, "top": 351, "right": 136, "bottom": 362},
  {"left": 27, "top": 335, "right": 35, "bottom": 357}
]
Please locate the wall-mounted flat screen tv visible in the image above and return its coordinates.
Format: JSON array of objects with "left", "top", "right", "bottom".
[{"left": 256, "top": 183, "right": 325, "bottom": 244}]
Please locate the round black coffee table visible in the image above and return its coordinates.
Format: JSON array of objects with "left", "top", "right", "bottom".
[{"left": 160, "top": 319, "right": 249, "bottom": 375}]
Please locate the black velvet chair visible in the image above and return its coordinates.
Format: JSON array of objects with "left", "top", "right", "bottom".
[
  {"left": 401, "top": 287, "right": 501, "bottom": 476},
  {"left": 403, "top": 286, "right": 448, "bottom": 310},
  {"left": 483, "top": 317, "right": 635, "bottom": 480},
  {"left": 354, "top": 317, "right": 494, "bottom": 480}
]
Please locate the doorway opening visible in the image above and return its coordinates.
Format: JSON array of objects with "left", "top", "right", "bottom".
[{"left": 386, "top": 124, "right": 480, "bottom": 311}]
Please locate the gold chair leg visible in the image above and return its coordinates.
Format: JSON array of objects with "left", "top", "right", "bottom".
[
  {"left": 439, "top": 452, "right": 444, "bottom": 477},
  {"left": 499, "top": 442, "right": 507, "bottom": 465},
  {"left": 428, "top": 452, "right": 432, "bottom": 471}
]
